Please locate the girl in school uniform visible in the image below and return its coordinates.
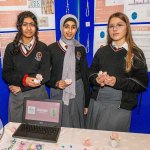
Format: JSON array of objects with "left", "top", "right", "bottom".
[
  {"left": 2, "top": 11, "right": 50, "bottom": 123},
  {"left": 87, "top": 12, "right": 149, "bottom": 132},
  {"left": 47, "top": 14, "right": 90, "bottom": 128}
]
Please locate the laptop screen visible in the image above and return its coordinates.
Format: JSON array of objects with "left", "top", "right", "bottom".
[
  {"left": 23, "top": 98, "right": 62, "bottom": 127},
  {"left": 25, "top": 100, "right": 60, "bottom": 123}
]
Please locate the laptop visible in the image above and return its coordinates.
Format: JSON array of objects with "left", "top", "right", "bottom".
[{"left": 12, "top": 97, "right": 62, "bottom": 143}]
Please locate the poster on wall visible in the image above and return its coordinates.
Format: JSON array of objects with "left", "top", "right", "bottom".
[
  {"left": 132, "top": 25, "right": 150, "bottom": 71},
  {"left": 93, "top": 26, "right": 107, "bottom": 55},
  {"left": 95, "top": 0, "right": 150, "bottom": 24},
  {"left": 94, "top": 0, "right": 124, "bottom": 24},
  {"left": 0, "top": 0, "right": 55, "bottom": 31},
  {"left": 124, "top": 0, "right": 150, "bottom": 23},
  {"left": 0, "top": 0, "right": 56, "bottom": 66}
]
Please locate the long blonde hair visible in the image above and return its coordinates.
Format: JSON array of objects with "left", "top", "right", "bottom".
[{"left": 107, "top": 12, "right": 145, "bottom": 72}]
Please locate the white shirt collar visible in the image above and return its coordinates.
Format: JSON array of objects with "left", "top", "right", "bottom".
[
  {"left": 20, "top": 36, "right": 35, "bottom": 54},
  {"left": 112, "top": 41, "right": 128, "bottom": 51}
]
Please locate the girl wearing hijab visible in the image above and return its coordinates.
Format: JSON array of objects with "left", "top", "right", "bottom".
[
  {"left": 2, "top": 11, "right": 50, "bottom": 123},
  {"left": 87, "top": 12, "right": 149, "bottom": 132},
  {"left": 47, "top": 14, "right": 90, "bottom": 128}
]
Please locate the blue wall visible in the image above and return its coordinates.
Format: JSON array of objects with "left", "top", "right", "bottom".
[
  {"left": 0, "top": 53, "right": 9, "bottom": 125},
  {"left": 79, "top": 0, "right": 94, "bottom": 66}
]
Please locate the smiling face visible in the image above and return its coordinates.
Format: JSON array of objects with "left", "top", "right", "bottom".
[
  {"left": 62, "top": 20, "right": 77, "bottom": 40},
  {"left": 108, "top": 17, "right": 127, "bottom": 46},
  {"left": 21, "top": 17, "right": 36, "bottom": 43}
]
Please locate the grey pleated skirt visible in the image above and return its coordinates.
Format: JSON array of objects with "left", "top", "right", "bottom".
[
  {"left": 9, "top": 85, "right": 48, "bottom": 123},
  {"left": 50, "top": 79, "right": 85, "bottom": 128},
  {"left": 86, "top": 86, "right": 131, "bottom": 132}
]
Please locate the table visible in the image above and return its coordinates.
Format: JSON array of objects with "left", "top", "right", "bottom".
[{"left": 0, "top": 122, "right": 150, "bottom": 150}]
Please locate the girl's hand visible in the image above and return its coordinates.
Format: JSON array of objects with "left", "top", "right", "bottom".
[
  {"left": 9, "top": 85, "right": 21, "bottom": 95},
  {"left": 96, "top": 71, "right": 108, "bottom": 87},
  {"left": 84, "top": 108, "right": 88, "bottom": 115},
  {"left": 26, "top": 77, "right": 41, "bottom": 87},
  {"left": 104, "top": 76, "right": 116, "bottom": 87},
  {"left": 56, "top": 80, "right": 69, "bottom": 89}
]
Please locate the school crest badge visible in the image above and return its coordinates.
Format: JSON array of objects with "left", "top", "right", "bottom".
[{"left": 35, "top": 52, "right": 42, "bottom": 61}]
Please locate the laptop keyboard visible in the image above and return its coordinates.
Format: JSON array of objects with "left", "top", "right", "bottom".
[{"left": 18, "top": 124, "right": 59, "bottom": 135}]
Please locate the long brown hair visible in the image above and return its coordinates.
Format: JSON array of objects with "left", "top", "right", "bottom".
[
  {"left": 107, "top": 12, "right": 145, "bottom": 72},
  {"left": 12, "top": 11, "right": 39, "bottom": 55}
]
